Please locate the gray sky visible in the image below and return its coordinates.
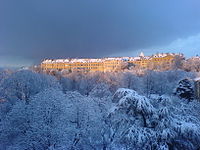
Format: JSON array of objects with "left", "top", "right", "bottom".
[{"left": 1, "top": 0, "right": 200, "bottom": 66}]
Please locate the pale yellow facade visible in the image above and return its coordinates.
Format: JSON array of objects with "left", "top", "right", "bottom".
[{"left": 41, "top": 53, "right": 181, "bottom": 72}]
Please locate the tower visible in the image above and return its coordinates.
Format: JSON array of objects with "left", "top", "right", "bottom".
[{"left": 139, "top": 52, "right": 144, "bottom": 57}]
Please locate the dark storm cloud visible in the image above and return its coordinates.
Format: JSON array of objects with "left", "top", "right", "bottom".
[{"left": 1, "top": 0, "right": 200, "bottom": 64}]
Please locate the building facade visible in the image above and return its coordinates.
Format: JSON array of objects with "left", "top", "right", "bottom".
[{"left": 41, "top": 53, "right": 183, "bottom": 72}]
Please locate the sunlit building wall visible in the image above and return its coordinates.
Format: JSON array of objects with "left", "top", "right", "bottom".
[{"left": 41, "top": 53, "right": 183, "bottom": 72}]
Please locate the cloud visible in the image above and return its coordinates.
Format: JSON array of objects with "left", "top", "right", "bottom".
[
  {"left": 164, "top": 33, "right": 200, "bottom": 56},
  {"left": 1, "top": 0, "right": 200, "bottom": 66},
  {"left": 112, "top": 33, "right": 200, "bottom": 57}
]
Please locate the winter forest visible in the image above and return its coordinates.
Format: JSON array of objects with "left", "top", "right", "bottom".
[{"left": 1, "top": 60, "right": 200, "bottom": 150}]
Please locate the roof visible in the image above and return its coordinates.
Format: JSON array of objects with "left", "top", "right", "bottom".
[{"left": 41, "top": 53, "right": 182, "bottom": 64}]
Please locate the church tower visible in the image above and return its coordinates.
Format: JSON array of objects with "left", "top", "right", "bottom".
[{"left": 139, "top": 52, "right": 144, "bottom": 57}]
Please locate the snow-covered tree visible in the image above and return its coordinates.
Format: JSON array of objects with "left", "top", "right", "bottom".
[
  {"left": 183, "top": 57, "right": 200, "bottom": 72},
  {"left": 0, "top": 70, "right": 61, "bottom": 125},
  {"left": 64, "top": 91, "right": 109, "bottom": 150},
  {"left": 0, "top": 70, "right": 60, "bottom": 103},
  {"left": 0, "top": 68, "right": 200, "bottom": 149},
  {"left": 107, "top": 89, "right": 155, "bottom": 148},
  {"left": 174, "top": 78, "right": 194, "bottom": 101},
  {"left": 89, "top": 83, "right": 112, "bottom": 99},
  {"left": 0, "top": 88, "right": 69, "bottom": 150},
  {"left": 59, "top": 77, "right": 74, "bottom": 92},
  {"left": 107, "top": 88, "right": 200, "bottom": 149}
]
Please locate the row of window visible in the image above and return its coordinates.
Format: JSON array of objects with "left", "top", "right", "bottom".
[
  {"left": 42, "top": 59, "right": 174, "bottom": 69},
  {"left": 72, "top": 67, "right": 101, "bottom": 70}
]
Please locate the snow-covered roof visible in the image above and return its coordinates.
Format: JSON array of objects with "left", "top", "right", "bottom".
[
  {"left": 151, "top": 53, "right": 183, "bottom": 58},
  {"left": 41, "top": 53, "right": 181, "bottom": 64},
  {"left": 42, "top": 57, "right": 130, "bottom": 64},
  {"left": 104, "top": 57, "right": 126, "bottom": 61},
  {"left": 129, "top": 57, "right": 141, "bottom": 61},
  {"left": 152, "top": 53, "right": 167, "bottom": 58},
  {"left": 42, "top": 59, "right": 70, "bottom": 63},
  {"left": 70, "top": 58, "right": 103, "bottom": 63},
  {"left": 42, "top": 59, "right": 53, "bottom": 63}
]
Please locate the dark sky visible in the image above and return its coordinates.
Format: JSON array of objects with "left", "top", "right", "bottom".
[{"left": 1, "top": 0, "right": 200, "bottom": 66}]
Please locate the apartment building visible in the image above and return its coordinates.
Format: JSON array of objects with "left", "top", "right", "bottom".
[{"left": 41, "top": 53, "right": 183, "bottom": 72}]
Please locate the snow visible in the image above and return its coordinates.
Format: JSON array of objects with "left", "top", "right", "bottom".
[
  {"left": 109, "top": 105, "right": 119, "bottom": 114},
  {"left": 112, "top": 88, "right": 137, "bottom": 103},
  {"left": 194, "top": 77, "right": 200, "bottom": 81},
  {"left": 1, "top": 69, "right": 200, "bottom": 149},
  {"left": 41, "top": 53, "right": 183, "bottom": 64},
  {"left": 114, "top": 88, "right": 136, "bottom": 97},
  {"left": 149, "top": 94, "right": 160, "bottom": 99},
  {"left": 70, "top": 58, "right": 103, "bottom": 63},
  {"left": 129, "top": 57, "right": 141, "bottom": 61},
  {"left": 176, "top": 121, "right": 198, "bottom": 134},
  {"left": 152, "top": 53, "right": 168, "bottom": 58},
  {"left": 152, "top": 53, "right": 183, "bottom": 58},
  {"left": 113, "top": 88, "right": 154, "bottom": 115}
]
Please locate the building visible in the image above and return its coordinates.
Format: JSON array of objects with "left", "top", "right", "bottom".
[{"left": 40, "top": 53, "right": 183, "bottom": 72}]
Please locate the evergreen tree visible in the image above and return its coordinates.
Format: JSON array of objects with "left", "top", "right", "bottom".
[{"left": 174, "top": 78, "right": 194, "bottom": 101}]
